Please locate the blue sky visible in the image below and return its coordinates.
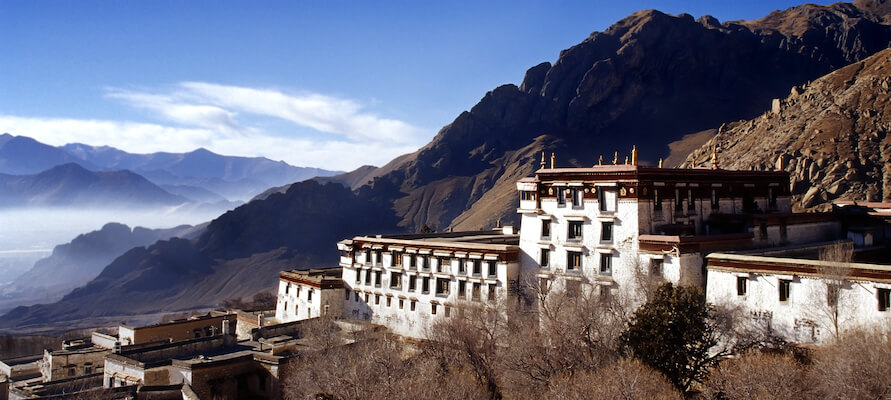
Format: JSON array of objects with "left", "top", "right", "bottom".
[{"left": 0, "top": 1, "right": 831, "bottom": 171}]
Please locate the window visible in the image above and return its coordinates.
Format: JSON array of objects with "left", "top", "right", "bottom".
[
  {"left": 458, "top": 280, "right": 467, "bottom": 297},
  {"left": 436, "top": 278, "right": 450, "bottom": 296},
  {"left": 599, "top": 253, "right": 612, "bottom": 275},
  {"left": 365, "top": 293, "right": 370, "bottom": 303},
  {"left": 399, "top": 299, "right": 404, "bottom": 309},
  {"left": 567, "top": 251, "right": 582, "bottom": 271},
  {"left": 675, "top": 188, "right": 684, "bottom": 212},
  {"left": 520, "top": 191, "right": 534, "bottom": 201},
  {"left": 84, "top": 363, "right": 93, "bottom": 375},
  {"left": 557, "top": 187, "right": 566, "bottom": 206},
  {"left": 68, "top": 366, "right": 76, "bottom": 376},
  {"left": 472, "top": 283, "right": 482, "bottom": 301},
  {"left": 711, "top": 189, "right": 720, "bottom": 209},
  {"left": 473, "top": 259, "right": 482, "bottom": 276},
  {"left": 354, "top": 292, "right": 359, "bottom": 302},
  {"left": 540, "top": 249, "right": 550, "bottom": 268},
  {"left": 408, "top": 275, "right": 417, "bottom": 291},
  {"left": 487, "top": 261, "right": 497, "bottom": 277},
  {"left": 420, "top": 255, "right": 430, "bottom": 270},
  {"left": 375, "top": 250, "right": 382, "bottom": 266},
  {"left": 432, "top": 304, "right": 438, "bottom": 315},
  {"left": 284, "top": 283, "right": 290, "bottom": 295},
  {"left": 879, "top": 289, "right": 891, "bottom": 311},
  {"left": 355, "top": 268, "right": 362, "bottom": 283},
  {"left": 488, "top": 284, "right": 497, "bottom": 301},
  {"left": 392, "top": 251, "right": 402, "bottom": 266},
  {"left": 364, "top": 270, "right": 372, "bottom": 285},
  {"left": 654, "top": 188, "right": 662, "bottom": 211},
  {"left": 193, "top": 329, "right": 202, "bottom": 339},
  {"left": 296, "top": 286, "right": 301, "bottom": 296},
  {"left": 438, "top": 257, "right": 450, "bottom": 273},
  {"left": 308, "top": 289, "right": 313, "bottom": 301},
  {"left": 601, "top": 221, "right": 613, "bottom": 241},
  {"left": 375, "top": 294, "right": 380, "bottom": 305},
  {"left": 650, "top": 259, "right": 663, "bottom": 277},
  {"left": 768, "top": 187, "right": 778, "bottom": 209},
  {"left": 779, "top": 279, "right": 791, "bottom": 302},
  {"left": 688, "top": 189, "right": 696, "bottom": 211},
  {"left": 409, "top": 255, "right": 417, "bottom": 269},
  {"left": 736, "top": 276, "right": 747, "bottom": 296},
  {"left": 345, "top": 288, "right": 351, "bottom": 300},
  {"left": 390, "top": 272, "right": 402, "bottom": 288},
  {"left": 459, "top": 260, "right": 467, "bottom": 274},
  {"left": 410, "top": 300, "right": 417, "bottom": 311},
  {"left": 541, "top": 220, "right": 551, "bottom": 238},
  {"left": 365, "top": 251, "right": 371, "bottom": 265},
  {"left": 386, "top": 296, "right": 392, "bottom": 307},
  {"left": 568, "top": 221, "right": 583, "bottom": 240},
  {"left": 571, "top": 187, "right": 583, "bottom": 208},
  {"left": 374, "top": 271, "right": 382, "bottom": 287},
  {"left": 599, "top": 188, "right": 616, "bottom": 212},
  {"left": 422, "top": 277, "right": 430, "bottom": 294}
]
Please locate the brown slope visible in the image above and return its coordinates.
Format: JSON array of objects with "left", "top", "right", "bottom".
[{"left": 683, "top": 47, "right": 891, "bottom": 211}]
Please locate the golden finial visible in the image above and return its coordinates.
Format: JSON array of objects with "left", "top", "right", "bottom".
[
  {"left": 550, "top": 153, "right": 556, "bottom": 169},
  {"left": 613, "top": 151, "right": 619, "bottom": 165},
  {"left": 631, "top": 145, "right": 638, "bottom": 166},
  {"left": 624, "top": 156, "right": 629, "bottom": 165},
  {"left": 540, "top": 151, "right": 546, "bottom": 169},
  {"left": 711, "top": 147, "right": 719, "bottom": 170},
  {"left": 598, "top": 155, "right": 604, "bottom": 166},
  {"left": 658, "top": 158, "right": 664, "bottom": 168}
]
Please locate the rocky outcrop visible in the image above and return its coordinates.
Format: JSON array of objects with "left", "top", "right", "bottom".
[{"left": 683, "top": 47, "right": 891, "bottom": 211}]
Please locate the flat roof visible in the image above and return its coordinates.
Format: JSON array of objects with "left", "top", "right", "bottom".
[
  {"left": 707, "top": 252, "right": 891, "bottom": 282},
  {"left": 351, "top": 230, "right": 519, "bottom": 253}
]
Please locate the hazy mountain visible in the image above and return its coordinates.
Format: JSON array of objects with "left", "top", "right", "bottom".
[
  {"left": 683, "top": 46, "right": 891, "bottom": 210},
  {"left": 0, "top": 163, "right": 188, "bottom": 208},
  {"left": 0, "top": 222, "right": 204, "bottom": 313},
  {"left": 61, "top": 143, "right": 341, "bottom": 200},
  {"left": 3, "top": 1, "right": 890, "bottom": 330},
  {"left": 0, "top": 134, "right": 95, "bottom": 175}
]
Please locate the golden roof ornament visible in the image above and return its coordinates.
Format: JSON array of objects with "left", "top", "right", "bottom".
[
  {"left": 658, "top": 158, "right": 664, "bottom": 168},
  {"left": 631, "top": 145, "right": 638, "bottom": 166},
  {"left": 613, "top": 151, "right": 619, "bottom": 165},
  {"left": 711, "top": 147, "right": 719, "bottom": 170},
  {"left": 550, "top": 153, "right": 556, "bottom": 169},
  {"left": 598, "top": 155, "right": 604, "bottom": 166},
  {"left": 540, "top": 151, "right": 546, "bottom": 169},
  {"left": 624, "top": 156, "right": 629, "bottom": 165}
]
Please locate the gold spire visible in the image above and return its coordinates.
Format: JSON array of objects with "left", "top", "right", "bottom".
[
  {"left": 613, "top": 151, "right": 619, "bottom": 165},
  {"left": 540, "top": 151, "right": 546, "bottom": 169},
  {"left": 631, "top": 145, "right": 638, "bottom": 166},
  {"left": 711, "top": 147, "right": 719, "bottom": 170},
  {"left": 624, "top": 156, "right": 629, "bottom": 165},
  {"left": 658, "top": 158, "right": 664, "bottom": 168},
  {"left": 598, "top": 155, "right": 604, "bottom": 166},
  {"left": 550, "top": 153, "right": 556, "bottom": 169}
]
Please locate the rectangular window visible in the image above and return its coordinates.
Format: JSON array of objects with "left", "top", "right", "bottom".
[
  {"left": 392, "top": 251, "right": 402, "bottom": 266},
  {"left": 308, "top": 289, "right": 313, "bottom": 301},
  {"left": 410, "top": 300, "right": 417, "bottom": 311},
  {"left": 420, "top": 255, "right": 430, "bottom": 270},
  {"left": 422, "top": 277, "right": 430, "bottom": 294},
  {"left": 365, "top": 251, "right": 371, "bottom": 265},
  {"left": 374, "top": 294, "right": 380, "bottom": 305},
  {"left": 399, "top": 298, "right": 404, "bottom": 309},
  {"left": 568, "top": 221, "right": 583, "bottom": 240},
  {"left": 879, "top": 289, "right": 891, "bottom": 312},
  {"left": 688, "top": 189, "right": 696, "bottom": 211},
  {"left": 571, "top": 187, "right": 583, "bottom": 208},
  {"left": 488, "top": 284, "right": 497, "bottom": 301},
  {"left": 675, "top": 188, "right": 683, "bottom": 212},
  {"left": 408, "top": 275, "right": 417, "bottom": 291},
  {"left": 284, "top": 283, "right": 290, "bottom": 295},
  {"left": 736, "top": 276, "right": 747, "bottom": 296},
  {"left": 436, "top": 278, "right": 450, "bottom": 296},
  {"left": 557, "top": 187, "right": 566, "bottom": 206},
  {"left": 711, "top": 189, "right": 720, "bottom": 210},
  {"left": 599, "top": 253, "right": 612, "bottom": 275},
  {"left": 375, "top": 250, "right": 382, "bottom": 266},
  {"left": 458, "top": 280, "right": 467, "bottom": 297},
  {"left": 390, "top": 272, "right": 402, "bottom": 288},
  {"left": 438, "top": 257, "right": 450, "bottom": 273},
  {"left": 601, "top": 222, "right": 613, "bottom": 241},
  {"left": 567, "top": 251, "right": 582, "bottom": 271},
  {"left": 487, "top": 261, "right": 497, "bottom": 277},
  {"left": 654, "top": 188, "right": 662, "bottom": 211},
  {"left": 779, "top": 279, "right": 791, "bottom": 302},
  {"left": 409, "top": 255, "right": 417, "bottom": 269},
  {"left": 345, "top": 288, "right": 351, "bottom": 300},
  {"left": 540, "top": 249, "right": 550, "bottom": 268},
  {"left": 472, "top": 259, "right": 482, "bottom": 276},
  {"left": 541, "top": 220, "right": 551, "bottom": 238},
  {"left": 472, "top": 282, "right": 482, "bottom": 301},
  {"left": 432, "top": 304, "right": 438, "bottom": 315},
  {"left": 386, "top": 296, "right": 392, "bottom": 307},
  {"left": 365, "top": 293, "right": 370, "bottom": 303},
  {"left": 520, "top": 191, "right": 534, "bottom": 201},
  {"left": 354, "top": 292, "right": 359, "bottom": 302},
  {"left": 364, "top": 270, "right": 372, "bottom": 285},
  {"left": 84, "top": 364, "right": 92, "bottom": 375},
  {"left": 374, "top": 271, "right": 382, "bottom": 287},
  {"left": 355, "top": 268, "right": 362, "bottom": 284},
  {"left": 459, "top": 260, "right": 467, "bottom": 274}
]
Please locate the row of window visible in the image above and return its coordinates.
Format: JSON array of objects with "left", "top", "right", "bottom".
[
  {"left": 736, "top": 277, "right": 891, "bottom": 311},
  {"left": 654, "top": 188, "right": 779, "bottom": 212},
  {"left": 348, "top": 279, "right": 497, "bottom": 304},
  {"left": 540, "top": 249, "right": 612, "bottom": 274},
  {"left": 357, "top": 252, "right": 499, "bottom": 275},
  {"left": 348, "top": 288, "right": 494, "bottom": 316},
  {"left": 554, "top": 187, "right": 616, "bottom": 212},
  {"left": 283, "top": 283, "right": 313, "bottom": 301},
  {"left": 352, "top": 271, "right": 498, "bottom": 300},
  {"left": 541, "top": 220, "right": 613, "bottom": 242}
]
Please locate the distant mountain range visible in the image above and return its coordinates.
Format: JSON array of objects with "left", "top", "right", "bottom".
[
  {"left": 0, "top": 134, "right": 341, "bottom": 202},
  {"left": 0, "top": 222, "right": 204, "bottom": 314},
  {"left": 2, "top": 0, "right": 889, "bottom": 331}
]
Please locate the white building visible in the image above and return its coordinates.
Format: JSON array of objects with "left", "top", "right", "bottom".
[
  {"left": 275, "top": 268, "right": 344, "bottom": 323},
  {"left": 336, "top": 229, "right": 520, "bottom": 338},
  {"left": 706, "top": 250, "right": 891, "bottom": 344}
]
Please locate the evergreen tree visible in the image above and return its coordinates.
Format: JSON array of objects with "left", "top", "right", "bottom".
[{"left": 619, "top": 283, "right": 720, "bottom": 392}]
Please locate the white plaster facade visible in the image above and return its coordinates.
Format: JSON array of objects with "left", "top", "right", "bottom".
[
  {"left": 707, "top": 252, "right": 891, "bottom": 345},
  {"left": 275, "top": 269, "right": 344, "bottom": 323}
]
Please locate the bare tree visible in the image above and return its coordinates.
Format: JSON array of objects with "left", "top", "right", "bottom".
[
  {"left": 702, "top": 352, "right": 808, "bottom": 400},
  {"left": 806, "top": 327, "right": 891, "bottom": 399},
  {"left": 816, "top": 241, "right": 854, "bottom": 339},
  {"left": 546, "top": 359, "right": 682, "bottom": 400}
]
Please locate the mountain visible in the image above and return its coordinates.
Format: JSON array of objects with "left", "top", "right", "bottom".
[
  {"left": 0, "top": 163, "right": 188, "bottom": 208},
  {"left": 683, "top": 46, "right": 891, "bottom": 210},
  {"left": 0, "top": 223, "right": 203, "bottom": 313},
  {"left": 0, "top": 134, "right": 95, "bottom": 175},
  {"left": 3, "top": 1, "right": 890, "bottom": 330},
  {"left": 61, "top": 143, "right": 341, "bottom": 200}
]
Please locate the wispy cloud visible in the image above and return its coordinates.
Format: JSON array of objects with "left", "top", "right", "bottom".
[{"left": 0, "top": 82, "right": 431, "bottom": 171}]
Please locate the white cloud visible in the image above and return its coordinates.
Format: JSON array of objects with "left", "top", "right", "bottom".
[{"left": 0, "top": 115, "right": 418, "bottom": 171}]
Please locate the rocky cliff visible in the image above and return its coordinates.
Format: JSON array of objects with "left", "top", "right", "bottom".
[{"left": 683, "top": 46, "right": 891, "bottom": 210}]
